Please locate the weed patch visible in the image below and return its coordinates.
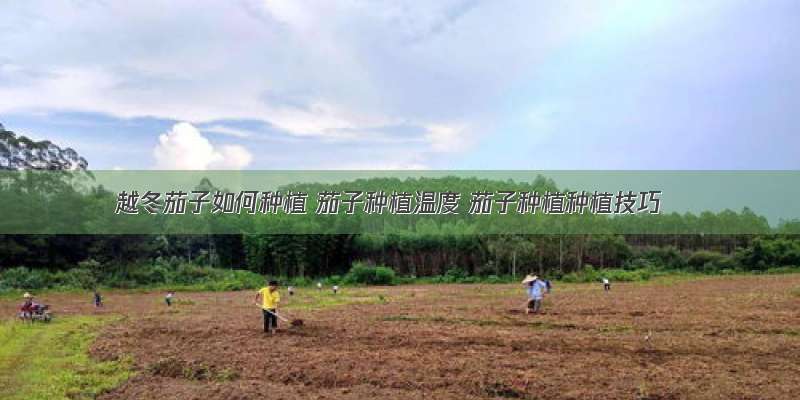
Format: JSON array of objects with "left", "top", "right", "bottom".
[
  {"left": 0, "top": 316, "right": 132, "bottom": 400},
  {"left": 147, "top": 357, "right": 239, "bottom": 381}
]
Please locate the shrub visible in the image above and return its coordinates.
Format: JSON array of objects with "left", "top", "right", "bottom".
[
  {"left": 404, "top": 270, "right": 517, "bottom": 285},
  {"left": 393, "top": 276, "right": 416, "bottom": 285},
  {"left": 607, "top": 268, "right": 652, "bottom": 282},
  {"left": 688, "top": 250, "right": 725, "bottom": 268},
  {"left": 129, "top": 264, "right": 171, "bottom": 285},
  {"left": 687, "top": 251, "right": 738, "bottom": 272},
  {"left": 228, "top": 269, "right": 263, "bottom": 289},
  {"left": 105, "top": 278, "right": 137, "bottom": 289},
  {"left": 373, "top": 266, "right": 396, "bottom": 285},
  {"left": 441, "top": 267, "right": 468, "bottom": 283},
  {"left": 485, "top": 275, "right": 504, "bottom": 284},
  {"left": 635, "top": 246, "right": 686, "bottom": 270},
  {"left": 0, "top": 263, "right": 266, "bottom": 292},
  {"left": 343, "top": 263, "right": 374, "bottom": 284},
  {"left": 78, "top": 259, "right": 104, "bottom": 276},
  {"left": 289, "top": 276, "right": 312, "bottom": 287},
  {"left": 765, "top": 266, "right": 800, "bottom": 275},
  {"left": 561, "top": 266, "right": 653, "bottom": 283},
  {"left": 623, "top": 258, "right": 653, "bottom": 271},
  {"left": 204, "top": 270, "right": 264, "bottom": 291},
  {"left": 0, "top": 267, "right": 52, "bottom": 290},
  {"left": 53, "top": 268, "right": 97, "bottom": 289},
  {"left": 171, "top": 264, "right": 217, "bottom": 285},
  {"left": 324, "top": 275, "right": 343, "bottom": 285},
  {"left": 561, "top": 265, "right": 600, "bottom": 283},
  {"left": 737, "top": 237, "right": 800, "bottom": 270},
  {"left": 343, "top": 262, "right": 396, "bottom": 285}
]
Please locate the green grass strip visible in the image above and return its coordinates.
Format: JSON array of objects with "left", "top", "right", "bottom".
[{"left": 0, "top": 316, "right": 132, "bottom": 400}]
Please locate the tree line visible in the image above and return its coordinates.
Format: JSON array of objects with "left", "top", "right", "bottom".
[{"left": 1, "top": 122, "right": 800, "bottom": 286}]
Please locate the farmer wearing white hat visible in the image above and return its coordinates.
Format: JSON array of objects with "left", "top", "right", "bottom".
[
  {"left": 522, "top": 274, "right": 547, "bottom": 314},
  {"left": 19, "top": 292, "right": 35, "bottom": 320}
]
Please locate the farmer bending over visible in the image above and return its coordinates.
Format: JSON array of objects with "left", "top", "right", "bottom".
[
  {"left": 93, "top": 290, "right": 103, "bottom": 308},
  {"left": 602, "top": 277, "right": 611, "bottom": 292},
  {"left": 523, "top": 274, "right": 547, "bottom": 314},
  {"left": 19, "top": 292, "right": 35, "bottom": 320},
  {"left": 255, "top": 280, "right": 281, "bottom": 334}
]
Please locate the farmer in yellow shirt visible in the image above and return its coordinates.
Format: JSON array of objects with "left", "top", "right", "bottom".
[{"left": 254, "top": 280, "right": 281, "bottom": 334}]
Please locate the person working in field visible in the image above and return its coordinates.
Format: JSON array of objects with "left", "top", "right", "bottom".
[
  {"left": 93, "top": 290, "right": 103, "bottom": 308},
  {"left": 19, "top": 292, "right": 35, "bottom": 320},
  {"left": 255, "top": 280, "right": 281, "bottom": 334},
  {"left": 602, "top": 277, "right": 611, "bottom": 291},
  {"left": 165, "top": 291, "right": 174, "bottom": 306},
  {"left": 523, "top": 274, "right": 548, "bottom": 314}
]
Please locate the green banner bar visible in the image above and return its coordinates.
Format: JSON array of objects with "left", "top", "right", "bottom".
[{"left": 1, "top": 171, "right": 798, "bottom": 234}]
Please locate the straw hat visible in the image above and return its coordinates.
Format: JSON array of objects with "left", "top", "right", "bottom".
[
  {"left": 521, "top": 274, "right": 538, "bottom": 284},
  {"left": 23, "top": 292, "right": 32, "bottom": 299}
]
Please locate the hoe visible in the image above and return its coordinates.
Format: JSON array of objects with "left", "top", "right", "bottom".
[{"left": 264, "top": 308, "right": 304, "bottom": 327}]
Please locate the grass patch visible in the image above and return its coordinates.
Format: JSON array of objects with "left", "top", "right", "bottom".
[
  {"left": 172, "top": 299, "right": 196, "bottom": 306},
  {"left": 633, "top": 273, "right": 707, "bottom": 286},
  {"left": 750, "top": 328, "right": 800, "bottom": 337},
  {"left": 599, "top": 324, "right": 634, "bottom": 333},
  {"left": 0, "top": 316, "right": 133, "bottom": 400},
  {"left": 381, "top": 314, "right": 638, "bottom": 335},
  {"left": 282, "top": 288, "right": 388, "bottom": 311},
  {"left": 147, "top": 357, "right": 239, "bottom": 382},
  {"left": 381, "top": 315, "right": 579, "bottom": 330}
]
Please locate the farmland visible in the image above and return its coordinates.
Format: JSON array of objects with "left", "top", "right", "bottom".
[{"left": 2, "top": 275, "right": 800, "bottom": 399}]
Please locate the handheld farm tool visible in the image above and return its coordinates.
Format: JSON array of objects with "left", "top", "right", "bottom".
[{"left": 264, "top": 308, "right": 304, "bottom": 327}]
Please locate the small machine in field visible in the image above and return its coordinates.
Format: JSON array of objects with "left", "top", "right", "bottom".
[{"left": 20, "top": 303, "right": 53, "bottom": 323}]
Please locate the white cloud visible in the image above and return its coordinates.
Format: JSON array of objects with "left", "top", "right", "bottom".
[
  {"left": 0, "top": 2, "right": 605, "bottom": 135},
  {"left": 424, "top": 123, "right": 471, "bottom": 152},
  {"left": 329, "top": 162, "right": 430, "bottom": 170},
  {"left": 153, "top": 122, "right": 252, "bottom": 170},
  {"left": 216, "top": 144, "right": 254, "bottom": 170},
  {"left": 202, "top": 124, "right": 253, "bottom": 138},
  {"left": 0, "top": 1, "right": 631, "bottom": 169},
  {"left": 258, "top": 0, "right": 318, "bottom": 32}
]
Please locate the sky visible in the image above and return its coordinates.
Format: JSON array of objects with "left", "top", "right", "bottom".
[{"left": 1, "top": 0, "right": 798, "bottom": 170}]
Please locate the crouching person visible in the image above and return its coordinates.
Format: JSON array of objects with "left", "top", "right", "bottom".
[
  {"left": 19, "top": 292, "right": 34, "bottom": 321},
  {"left": 255, "top": 280, "right": 281, "bottom": 334},
  {"left": 522, "top": 275, "right": 547, "bottom": 314}
]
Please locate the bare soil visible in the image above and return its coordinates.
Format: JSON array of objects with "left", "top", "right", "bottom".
[{"left": 3, "top": 275, "right": 800, "bottom": 399}]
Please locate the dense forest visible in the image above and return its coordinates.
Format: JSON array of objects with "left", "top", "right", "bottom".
[{"left": 1, "top": 122, "right": 800, "bottom": 291}]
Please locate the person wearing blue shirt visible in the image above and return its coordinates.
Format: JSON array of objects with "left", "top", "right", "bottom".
[
  {"left": 93, "top": 290, "right": 103, "bottom": 308},
  {"left": 523, "top": 274, "right": 548, "bottom": 314}
]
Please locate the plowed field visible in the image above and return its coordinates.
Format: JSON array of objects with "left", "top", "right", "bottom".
[{"left": 3, "top": 275, "right": 800, "bottom": 399}]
